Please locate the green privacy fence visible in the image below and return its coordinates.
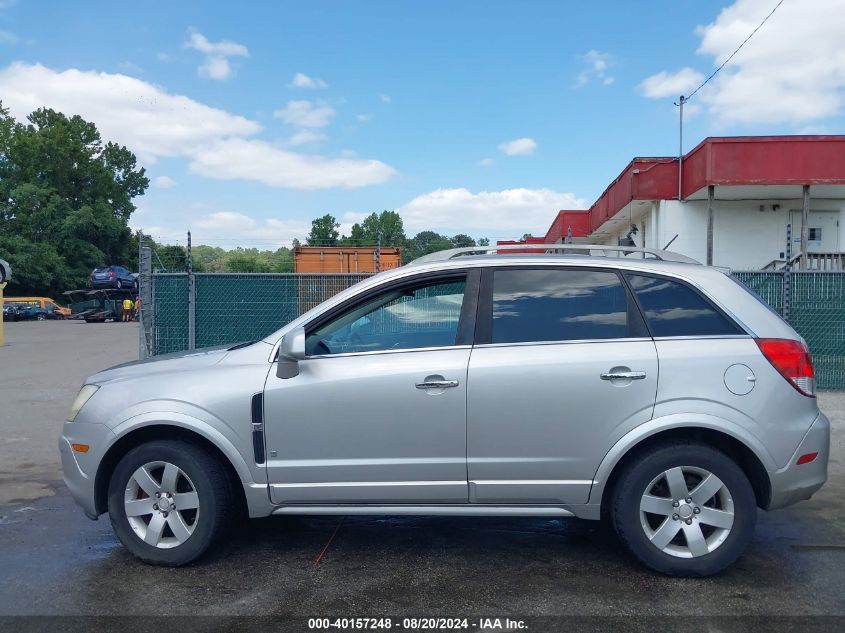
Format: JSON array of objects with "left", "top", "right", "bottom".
[
  {"left": 145, "top": 269, "right": 845, "bottom": 388},
  {"left": 733, "top": 271, "right": 845, "bottom": 389},
  {"left": 147, "top": 273, "right": 371, "bottom": 356}
]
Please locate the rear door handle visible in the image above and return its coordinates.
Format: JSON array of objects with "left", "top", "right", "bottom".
[
  {"left": 415, "top": 379, "right": 460, "bottom": 389},
  {"left": 600, "top": 371, "right": 647, "bottom": 380}
]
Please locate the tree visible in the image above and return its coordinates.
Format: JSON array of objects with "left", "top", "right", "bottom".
[
  {"left": 451, "top": 234, "right": 476, "bottom": 248},
  {"left": 307, "top": 214, "right": 340, "bottom": 246},
  {"left": 404, "top": 231, "right": 454, "bottom": 261},
  {"left": 0, "top": 103, "right": 149, "bottom": 295},
  {"left": 477, "top": 237, "right": 490, "bottom": 246},
  {"left": 361, "top": 210, "right": 406, "bottom": 246},
  {"left": 340, "top": 222, "right": 366, "bottom": 245}
]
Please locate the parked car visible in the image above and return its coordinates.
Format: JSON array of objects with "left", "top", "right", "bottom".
[
  {"left": 60, "top": 244, "right": 829, "bottom": 576},
  {"left": 4, "top": 296, "right": 70, "bottom": 319},
  {"left": 3, "top": 303, "right": 22, "bottom": 321},
  {"left": 8, "top": 301, "right": 64, "bottom": 321},
  {"left": 0, "top": 258, "right": 10, "bottom": 284},
  {"left": 90, "top": 265, "right": 137, "bottom": 290}
]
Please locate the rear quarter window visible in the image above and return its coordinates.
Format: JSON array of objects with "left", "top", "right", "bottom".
[{"left": 625, "top": 273, "right": 743, "bottom": 337}]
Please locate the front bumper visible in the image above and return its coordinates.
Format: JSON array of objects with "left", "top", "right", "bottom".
[
  {"left": 59, "top": 421, "right": 116, "bottom": 520},
  {"left": 767, "top": 411, "right": 830, "bottom": 510}
]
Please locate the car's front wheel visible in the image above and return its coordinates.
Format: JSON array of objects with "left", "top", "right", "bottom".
[
  {"left": 107, "top": 440, "right": 233, "bottom": 566},
  {"left": 611, "top": 440, "right": 756, "bottom": 577}
]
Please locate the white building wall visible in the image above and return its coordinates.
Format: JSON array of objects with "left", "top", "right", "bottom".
[{"left": 596, "top": 198, "right": 844, "bottom": 270}]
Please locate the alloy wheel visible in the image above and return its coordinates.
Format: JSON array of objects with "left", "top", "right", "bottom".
[
  {"left": 124, "top": 461, "right": 200, "bottom": 549},
  {"left": 639, "top": 466, "right": 735, "bottom": 559}
]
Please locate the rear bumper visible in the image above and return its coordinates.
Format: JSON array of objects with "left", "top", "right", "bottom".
[{"left": 767, "top": 411, "right": 830, "bottom": 510}]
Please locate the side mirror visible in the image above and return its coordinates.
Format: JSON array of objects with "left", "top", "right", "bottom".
[{"left": 276, "top": 326, "right": 306, "bottom": 379}]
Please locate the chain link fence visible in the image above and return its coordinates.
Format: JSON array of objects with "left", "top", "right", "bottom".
[
  {"left": 141, "top": 269, "right": 370, "bottom": 357},
  {"left": 138, "top": 254, "right": 844, "bottom": 388},
  {"left": 734, "top": 271, "right": 844, "bottom": 389}
]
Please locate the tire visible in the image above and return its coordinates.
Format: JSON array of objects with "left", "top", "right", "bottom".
[
  {"left": 611, "top": 440, "right": 756, "bottom": 577},
  {"left": 36, "top": 313, "right": 46, "bottom": 321},
  {"left": 107, "top": 440, "right": 233, "bottom": 566},
  {"left": 116, "top": 279, "right": 123, "bottom": 289}
]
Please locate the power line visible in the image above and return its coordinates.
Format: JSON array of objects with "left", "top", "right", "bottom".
[{"left": 685, "top": 0, "right": 786, "bottom": 101}]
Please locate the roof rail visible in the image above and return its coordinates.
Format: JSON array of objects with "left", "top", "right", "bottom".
[{"left": 408, "top": 244, "right": 700, "bottom": 266}]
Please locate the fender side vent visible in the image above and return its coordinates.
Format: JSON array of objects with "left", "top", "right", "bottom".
[{"left": 251, "top": 393, "right": 265, "bottom": 465}]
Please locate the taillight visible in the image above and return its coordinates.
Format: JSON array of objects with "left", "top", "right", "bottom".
[
  {"left": 756, "top": 338, "right": 815, "bottom": 397},
  {"left": 109, "top": 271, "right": 116, "bottom": 278}
]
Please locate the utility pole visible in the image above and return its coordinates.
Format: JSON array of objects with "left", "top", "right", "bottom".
[
  {"left": 674, "top": 95, "right": 685, "bottom": 201},
  {"left": 375, "top": 231, "right": 382, "bottom": 273}
]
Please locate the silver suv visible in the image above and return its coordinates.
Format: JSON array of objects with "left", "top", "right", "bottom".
[{"left": 60, "top": 245, "right": 829, "bottom": 576}]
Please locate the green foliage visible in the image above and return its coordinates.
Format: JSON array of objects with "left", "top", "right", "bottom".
[
  {"left": 451, "top": 233, "right": 476, "bottom": 248},
  {"left": 0, "top": 103, "right": 149, "bottom": 296},
  {"left": 307, "top": 214, "right": 340, "bottom": 246}
]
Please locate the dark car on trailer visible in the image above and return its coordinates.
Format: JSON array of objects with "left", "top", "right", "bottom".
[{"left": 90, "top": 266, "right": 137, "bottom": 290}]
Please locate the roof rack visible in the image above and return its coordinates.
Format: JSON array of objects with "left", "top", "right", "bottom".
[{"left": 408, "top": 244, "right": 701, "bottom": 266}]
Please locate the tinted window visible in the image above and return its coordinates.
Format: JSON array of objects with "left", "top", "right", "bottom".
[
  {"left": 306, "top": 278, "right": 466, "bottom": 355},
  {"left": 625, "top": 273, "right": 741, "bottom": 337},
  {"left": 491, "top": 269, "right": 629, "bottom": 344}
]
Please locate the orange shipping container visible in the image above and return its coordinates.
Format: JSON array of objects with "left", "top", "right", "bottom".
[{"left": 293, "top": 246, "right": 401, "bottom": 274}]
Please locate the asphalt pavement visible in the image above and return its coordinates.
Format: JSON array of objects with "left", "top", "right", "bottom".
[{"left": 0, "top": 320, "right": 843, "bottom": 626}]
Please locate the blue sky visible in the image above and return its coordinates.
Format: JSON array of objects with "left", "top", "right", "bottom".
[{"left": 1, "top": 0, "right": 842, "bottom": 246}]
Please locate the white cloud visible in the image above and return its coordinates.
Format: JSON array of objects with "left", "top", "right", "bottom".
[
  {"left": 398, "top": 188, "right": 586, "bottom": 236},
  {"left": 274, "top": 99, "right": 335, "bottom": 128},
  {"left": 0, "top": 62, "right": 396, "bottom": 190},
  {"left": 0, "top": 62, "right": 260, "bottom": 163},
  {"left": 151, "top": 175, "right": 176, "bottom": 189},
  {"left": 290, "top": 72, "right": 328, "bottom": 89},
  {"left": 356, "top": 113, "right": 372, "bottom": 122},
  {"left": 574, "top": 50, "right": 614, "bottom": 88},
  {"left": 184, "top": 30, "right": 248, "bottom": 81},
  {"left": 0, "top": 29, "right": 19, "bottom": 44},
  {"left": 478, "top": 157, "right": 494, "bottom": 166},
  {"left": 380, "top": 94, "right": 392, "bottom": 104},
  {"left": 194, "top": 211, "right": 312, "bottom": 243},
  {"left": 498, "top": 137, "right": 537, "bottom": 156},
  {"left": 188, "top": 138, "right": 396, "bottom": 189},
  {"left": 637, "top": 67, "right": 705, "bottom": 99},
  {"left": 640, "top": 0, "right": 845, "bottom": 125},
  {"left": 287, "top": 130, "right": 327, "bottom": 146}
]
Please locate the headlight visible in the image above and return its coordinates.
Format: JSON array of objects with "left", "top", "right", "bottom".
[{"left": 68, "top": 385, "right": 99, "bottom": 422}]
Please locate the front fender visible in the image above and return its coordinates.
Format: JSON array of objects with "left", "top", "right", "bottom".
[
  {"left": 109, "top": 408, "right": 256, "bottom": 485},
  {"left": 587, "top": 412, "right": 777, "bottom": 505}
]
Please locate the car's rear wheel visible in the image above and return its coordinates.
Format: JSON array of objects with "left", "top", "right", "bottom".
[
  {"left": 611, "top": 441, "right": 756, "bottom": 577},
  {"left": 116, "top": 279, "right": 123, "bottom": 289},
  {"left": 36, "top": 313, "right": 46, "bottom": 321},
  {"left": 107, "top": 440, "right": 233, "bottom": 566}
]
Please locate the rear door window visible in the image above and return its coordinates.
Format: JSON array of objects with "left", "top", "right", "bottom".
[
  {"left": 624, "top": 273, "right": 742, "bottom": 337},
  {"left": 490, "top": 268, "right": 634, "bottom": 344}
]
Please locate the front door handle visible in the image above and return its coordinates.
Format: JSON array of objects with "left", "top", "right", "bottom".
[
  {"left": 600, "top": 371, "right": 647, "bottom": 381},
  {"left": 415, "top": 379, "right": 460, "bottom": 389}
]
